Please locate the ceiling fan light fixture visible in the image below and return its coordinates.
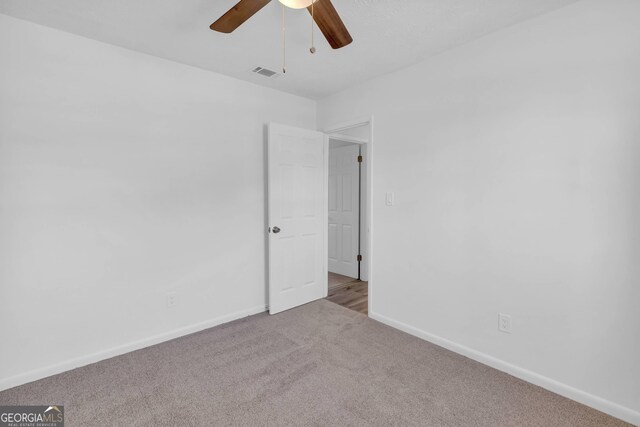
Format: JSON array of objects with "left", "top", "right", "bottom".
[
  {"left": 211, "top": 0, "right": 352, "bottom": 51},
  {"left": 278, "top": 0, "right": 314, "bottom": 9}
]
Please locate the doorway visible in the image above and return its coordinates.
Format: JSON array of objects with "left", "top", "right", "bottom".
[
  {"left": 324, "top": 123, "right": 371, "bottom": 315},
  {"left": 266, "top": 118, "right": 372, "bottom": 316}
]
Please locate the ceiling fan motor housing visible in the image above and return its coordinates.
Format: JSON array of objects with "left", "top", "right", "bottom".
[{"left": 279, "top": 0, "right": 314, "bottom": 9}]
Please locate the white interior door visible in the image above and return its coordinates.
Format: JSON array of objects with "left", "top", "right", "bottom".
[
  {"left": 268, "top": 123, "right": 327, "bottom": 314},
  {"left": 328, "top": 144, "right": 360, "bottom": 278}
]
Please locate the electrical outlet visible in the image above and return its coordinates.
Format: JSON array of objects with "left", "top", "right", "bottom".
[
  {"left": 167, "top": 292, "right": 178, "bottom": 308},
  {"left": 498, "top": 313, "right": 512, "bottom": 333},
  {"left": 385, "top": 192, "right": 394, "bottom": 206}
]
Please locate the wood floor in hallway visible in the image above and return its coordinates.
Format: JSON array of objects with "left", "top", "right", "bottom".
[{"left": 326, "top": 272, "right": 368, "bottom": 315}]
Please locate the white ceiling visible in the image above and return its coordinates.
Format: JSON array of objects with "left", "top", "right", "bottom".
[{"left": 0, "top": 0, "right": 580, "bottom": 99}]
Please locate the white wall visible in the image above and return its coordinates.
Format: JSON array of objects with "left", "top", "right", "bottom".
[
  {"left": 0, "top": 14, "right": 315, "bottom": 388},
  {"left": 318, "top": 0, "right": 640, "bottom": 423}
]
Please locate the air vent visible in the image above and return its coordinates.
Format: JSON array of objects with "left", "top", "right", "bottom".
[{"left": 252, "top": 67, "right": 280, "bottom": 78}]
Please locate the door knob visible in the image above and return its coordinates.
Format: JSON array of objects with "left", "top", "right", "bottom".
[{"left": 272, "top": 226, "right": 281, "bottom": 234}]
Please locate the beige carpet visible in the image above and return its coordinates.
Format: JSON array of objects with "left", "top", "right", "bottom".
[{"left": 0, "top": 300, "right": 629, "bottom": 426}]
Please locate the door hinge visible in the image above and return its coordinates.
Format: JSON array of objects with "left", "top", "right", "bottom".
[
  {"left": 357, "top": 254, "right": 362, "bottom": 262},
  {"left": 357, "top": 155, "right": 363, "bottom": 163}
]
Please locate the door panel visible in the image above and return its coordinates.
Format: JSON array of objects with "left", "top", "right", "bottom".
[
  {"left": 268, "top": 123, "right": 327, "bottom": 314},
  {"left": 328, "top": 144, "right": 359, "bottom": 278}
]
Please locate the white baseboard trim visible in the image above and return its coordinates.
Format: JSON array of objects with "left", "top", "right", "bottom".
[
  {"left": 369, "top": 311, "right": 640, "bottom": 426},
  {"left": 0, "top": 305, "right": 267, "bottom": 392}
]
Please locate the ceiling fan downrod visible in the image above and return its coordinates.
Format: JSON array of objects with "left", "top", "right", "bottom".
[{"left": 310, "top": 0, "right": 316, "bottom": 54}]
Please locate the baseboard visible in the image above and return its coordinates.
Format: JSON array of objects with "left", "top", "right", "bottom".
[
  {"left": 0, "top": 305, "right": 267, "bottom": 392},
  {"left": 369, "top": 311, "right": 640, "bottom": 426}
]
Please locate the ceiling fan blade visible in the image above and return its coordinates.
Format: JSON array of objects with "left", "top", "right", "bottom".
[
  {"left": 210, "top": 0, "right": 272, "bottom": 33},
  {"left": 307, "top": 0, "right": 352, "bottom": 49}
]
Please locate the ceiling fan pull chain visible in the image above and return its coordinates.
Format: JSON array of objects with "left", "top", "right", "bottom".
[
  {"left": 310, "top": 0, "right": 316, "bottom": 54},
  {"left": 282, "top": 3, "right": 286, "bottom": 73}
]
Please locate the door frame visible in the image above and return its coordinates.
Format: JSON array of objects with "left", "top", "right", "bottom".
[{"left": 323, "top": 116, "right": 373, "bottom": 314}]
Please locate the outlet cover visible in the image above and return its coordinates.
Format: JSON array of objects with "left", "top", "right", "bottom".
[
  {"left": 498, "top": 313, "right": 512, "bottom": 333},
  {"left": 385, "top": 192, "right": 394, "bottom": 206},
  {"left": 167, "top": 292, "right": 178, "bottom": 308}
]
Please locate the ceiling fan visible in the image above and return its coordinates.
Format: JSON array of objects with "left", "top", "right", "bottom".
[{"left": 210, "top": 0, "right": 353, "bottom": 50}]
